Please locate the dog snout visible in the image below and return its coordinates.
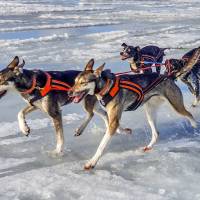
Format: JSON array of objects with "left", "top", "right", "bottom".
[{"left": 68, "top": 89, "right": 74, "bottom": 97}]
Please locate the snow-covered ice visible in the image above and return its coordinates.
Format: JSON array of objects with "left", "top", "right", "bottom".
[{"left": 0, "top": 0, "right": 200, "bottom": 199}]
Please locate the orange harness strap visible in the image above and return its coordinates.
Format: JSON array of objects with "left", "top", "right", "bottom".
[
  {"left": 52, "top": 79, "right": 71, "bottom": 88},
  {"left": 40, "top": 72, "right": 71, "bottom": 96},
  {"left": 98, "top": 79, "right": 111, "bottom": 96},
  {"left": 21, "top": 72, "right": 72, "bottom": 97},
  {"left": 40, "top": 72, "right": 52, "bottom": 96},
  {"left": 109, "top": 76, "right": 120, "bottom": 97},
  {"left": 20, "top": 75, "right": 37, "bottom": 95},
  {"left": 98, "top": 77, "right": 120, "bottom": 97},
  {"left": 100, "top": 77, "right": 143, "bottom": 110},
  {"left": 120, "top": 80, "right": 142, "bottom": 90},
  {"left": 120, "top": 80, "right": 144, "bottom": 111}
]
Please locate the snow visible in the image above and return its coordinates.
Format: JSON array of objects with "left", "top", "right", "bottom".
[{"left": 0, "top": 0, "right": 200, "bottom": 199}]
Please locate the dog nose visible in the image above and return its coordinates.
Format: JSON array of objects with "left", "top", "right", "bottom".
[{"left": 120, "top": 52, "right": 123, "bottom": 56}]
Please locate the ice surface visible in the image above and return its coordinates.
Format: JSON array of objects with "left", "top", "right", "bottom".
[{"left": 0, "top": 0, "right": 200, "bottom": 199}]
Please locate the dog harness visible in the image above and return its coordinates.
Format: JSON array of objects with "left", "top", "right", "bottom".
[
  {"left": 99, "top": 75, "right": 166, "bottom": 111},
  {"left": 136, "top": 46, "right": 167, "bottom": 74},
  {"left": 21, "top": 72, "right": 72, "bottom": 96}
]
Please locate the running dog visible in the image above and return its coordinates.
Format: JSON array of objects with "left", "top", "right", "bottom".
[
  {"left": 165, "top": 47, "right": 200, "bottom": 107},
  {"left": 0, "top": 56, "right": 110, "bottom": 156},
  {"left": 120, "top": 43, "right": 168, "bottom": 74},
  {"left": 71, "top": 50, "right": 199, "bottom": 169}
]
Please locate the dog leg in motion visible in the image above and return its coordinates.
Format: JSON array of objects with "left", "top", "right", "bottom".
[
  {"left": 84, "top": 103, "right": 121, "bottom": 170},
  {"left": 165, "top": 83, "right": 197, "bottom": 128},
  {"left": 143, "top": 99, "right": 161, "bottom": 152},
  {"left": 192, "top": 96, "right": 200, "bottom": 107},
  {"left": 42, "top": 96, "right": 64, "bottom": 156},
  {"left": 48, "top": 111, "right": 64, "bottom": 157},
  {"left": 93, "top": 101, "right": 108, "bottom": 129},
  {"left": 75, "top": 95, "right": 96, "bottom": 136},
  {"left": 75, "top": 112, "right": 94, "bottom": 137},
  {"left": 93, "top": 101, "right": 132, "bottom": 135},
  {"left": 18, "top": 105, "right": 37, "bottom": 136},
  {"left": 117, "top": 126, "right": 132, "bottom": 135}
]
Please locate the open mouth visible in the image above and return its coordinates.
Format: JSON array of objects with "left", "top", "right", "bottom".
[
  {"left": 120, "top": 52, "right": 130, "bottom": 60},
  {"left": 120, "top": 55, "right": 129, "bottom": 60},
  {"left": 0, "top": 90, "right": 7, "bottom": 99},
  {"left": 73, "top": 90, "right": 88, "bottom": 103}
]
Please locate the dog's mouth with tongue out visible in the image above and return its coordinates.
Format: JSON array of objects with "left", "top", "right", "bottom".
[{"left": 72, "top": 90, "right": 88, "bottom": 103}]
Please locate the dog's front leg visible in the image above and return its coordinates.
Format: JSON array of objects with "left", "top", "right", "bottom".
[
  {"left": 75, "top": 113, "right": 94, "bottom": 136},
  {"left": 18, "top": 105, "right": 37, "bottom": 136},
  {"left": 93, "top": 101, "right": 132, "bottom": 135},
  {"left": 75, "top": 95, "right": 96, "bottom": 136},
  {"left": 84, "top": 103, "right": 121, "bottom": 170}
]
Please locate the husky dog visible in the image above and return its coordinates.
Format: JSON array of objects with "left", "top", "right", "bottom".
[
  {"left": 0, "top": 56, "right": 111, "bottom": 156},
  {"left": 120, "top": 43, "right": 168, "bottom": 74},
  {"left": 71, "top": 55, "right": 198, "bottom": 169},
  {"left": 165, "top": 47, "right": 200, "bottom": 107}
]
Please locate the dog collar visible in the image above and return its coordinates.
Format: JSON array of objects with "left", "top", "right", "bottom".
[
  {"left": 99, "top": 76, "right": 120, "bottom": 106},
  {"left": 20, "top": 75, "right": 37, "bottom": 95},
  {"left": 97, "top": 78, "right": 111, "bottom": 97}
]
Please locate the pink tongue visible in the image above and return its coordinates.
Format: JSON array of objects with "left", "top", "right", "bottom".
[{"left": 73, "top": 96, "right": 81, "bottom": 103}]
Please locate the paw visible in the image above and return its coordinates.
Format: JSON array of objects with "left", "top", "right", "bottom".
[
  {"left": 124, "top": 128, "right": 132, "bottom": 134},
  {"left": 191, "top": 121, "right": 197, "bottom": 128},
  {"left": 117, "top": 127, "right": 133, "bottom": 135},
  {"left": 192, "top": 103, "right": 197, "bottom": 107},
  {"left": 19, "top": 123, "right": 30, "bottom": 136},
  {"left": 74, "top": 128, "right": 83, "bottom": 137},
  {"left": 47, "top": 149, "right": 64, "bottom": 158},
  {"left": 84, "top": 161, "right": 95, "bottom": 170},
  {"left": 143, "top": 146, "right": 152, "bottom": 152}
]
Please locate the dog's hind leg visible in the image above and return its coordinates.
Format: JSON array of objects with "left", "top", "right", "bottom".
[
  {"left": 165, "top": 83, "right": 197, "bottom": 128},
  {"left": 143, "top": 97, "right": 163, "bottom": 151},
  {"left": 84, "top": 102, "right": 122, "bottom": 170},
  {"left": 41, "top": 96, "right": 64, "bottom": 156},
  {"left": 192, "top": 96, "right": 200, "bottom": 107},
  {"left": 18, "top": 105, "right": 37, "bottom": 136}
]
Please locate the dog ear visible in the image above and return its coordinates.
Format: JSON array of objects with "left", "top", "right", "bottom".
[
  {"left": 13, "top": 60, "right": 25, "bottom": 75},
  {"left": 121, "top": 43, "right": 127, "bottom": 47},
  {"left": 18, "top": 59, "right": 25, "bottom": 68},
  {"left": 85, "top": 58, "right": 94, "bottom": 71},
  {"left": 94, "top": 63, "right": 105, "bottom": 77},
  {"left": 7, "top": 56, "right": 19, "bottom": 69}
]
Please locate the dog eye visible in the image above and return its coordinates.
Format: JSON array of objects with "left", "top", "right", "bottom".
[{"left": 80, "top": 82, "right": 87, "bottom": 85}]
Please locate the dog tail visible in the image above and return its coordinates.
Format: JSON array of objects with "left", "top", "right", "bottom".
[{"left": 161, "top": 48, "right": 170, "bottom": 52}]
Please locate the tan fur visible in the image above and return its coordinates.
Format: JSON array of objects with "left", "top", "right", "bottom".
[
  {"left": 0, "top": 57, "right": 110, "bottom": 156},
  {"left": 72, "top": 59, "right": 197, "bottom": 169}
]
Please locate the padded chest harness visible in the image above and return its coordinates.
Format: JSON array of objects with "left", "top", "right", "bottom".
[
  {"left": 99, "top": 75, "right": 166, "bottom": 111},
  {"left": 21, "top": 72, "right": 71, "bottom": 96},
  {"left": 139, "top": 49, "right": 164, "bottom": 68}
]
